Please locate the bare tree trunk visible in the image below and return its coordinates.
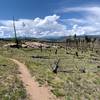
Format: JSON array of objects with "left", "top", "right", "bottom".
[{"left": 13, "top": 16, "right": 19, "bottom": 48}]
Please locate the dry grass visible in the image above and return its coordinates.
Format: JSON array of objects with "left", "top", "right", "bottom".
[
  {"left": 0, "top": 46, "right": 100, "bottom": 100},
  {"left": 0, "top": 55, "right": 28, "bottom": 100}
]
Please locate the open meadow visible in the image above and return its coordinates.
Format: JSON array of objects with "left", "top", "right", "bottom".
[{"left": 0, "top": 38, "right": 100, "bottom": 100}]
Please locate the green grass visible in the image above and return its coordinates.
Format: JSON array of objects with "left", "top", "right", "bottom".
[
  {"left": 0, "top": 55, "right": 28, "bottom": 100},
  {"left": 0, "top": 46, "right": 100, "bottom": 100}
]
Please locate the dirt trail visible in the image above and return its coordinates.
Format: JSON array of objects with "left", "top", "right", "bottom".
[{"left": 10, "top": 59, "right": 57, "bottom": 100}]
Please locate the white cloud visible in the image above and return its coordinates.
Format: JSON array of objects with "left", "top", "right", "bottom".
[
  {"left": 59, "top": 6, "right": 100, "bottom": 14},
  {"left": 0, "top": 14, "right": 68, "bottom": 38},
  {"left": 58, "top": 6, "right": 100, "bottom": 36},
  {"left": 65, "top": 19, "right": 87, "bottom": 24},
  {"left": 1, "top": 8, "right": 100, "bottom": 38}
]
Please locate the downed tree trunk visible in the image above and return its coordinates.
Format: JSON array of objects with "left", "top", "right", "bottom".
[{"left": 52, "top": 59, "right": 60, "bottom": 74}]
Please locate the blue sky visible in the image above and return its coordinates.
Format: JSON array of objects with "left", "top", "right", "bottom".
[
  {"left": 0, "top": 0, "right": 99, "bottom": 19},
  {"left": 0, "top": 0, "right": 100, "bottom": 38},
  {"left": 0, "top": 0, "right": 60, "bottom": 19}
]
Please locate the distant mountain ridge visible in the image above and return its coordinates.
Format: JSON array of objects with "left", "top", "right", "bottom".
[
  {"left": 39, "top": 35, "right": 100, "bottom": 41},
  {"left": 0, "top": 35, "right": 100, "bottom": 42}
]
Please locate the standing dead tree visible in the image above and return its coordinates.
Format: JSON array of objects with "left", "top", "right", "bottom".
[
  {"left": 13, "top": 16, "right": 20, "bottom": 48},
  {"left": 39, "top": 45, "right": 43, "bottom": 52},
  {"left": 55, "top": 49, "right": 58, "bottom": 54},
  {"left": 91, "top": 38, "right": 96, "bottom": 52},
  {"left": 84, "top": 35, "right": 91, "bottom": 50}
]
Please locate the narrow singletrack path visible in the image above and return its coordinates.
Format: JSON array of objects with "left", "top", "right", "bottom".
[{"left": 10, "top": 59, "right": 57, "bottom": 100}]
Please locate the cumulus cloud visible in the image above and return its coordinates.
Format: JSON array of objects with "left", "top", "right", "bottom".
[
  {"left": 1, "top": 7, "right": 100, "bottom": 38},
  {"left": 0, "top": 14, "right": 67, "bottom": 38}
]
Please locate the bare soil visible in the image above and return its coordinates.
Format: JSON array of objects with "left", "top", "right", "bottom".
[{"left": 10, "top": 59, "right": 57, "bottom": 100}]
